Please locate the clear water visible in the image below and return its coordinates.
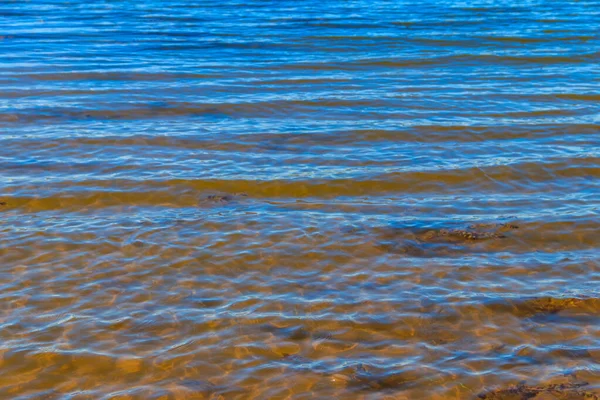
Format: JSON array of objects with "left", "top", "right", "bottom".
[{"left": 1, "top": 0, "right": 599, "bottom": 398}]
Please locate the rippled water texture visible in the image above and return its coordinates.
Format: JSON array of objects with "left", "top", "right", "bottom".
[{"left": 1, "top": 0, "right": 600, "bottom": 398}]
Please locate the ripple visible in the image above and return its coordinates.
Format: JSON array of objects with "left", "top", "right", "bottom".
[{"left": 1, "top": 0, "right": 600, "bottom": 398}]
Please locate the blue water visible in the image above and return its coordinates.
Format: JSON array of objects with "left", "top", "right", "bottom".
[{"left": 1, "top": 1, "right": 599, "bottom": 398}]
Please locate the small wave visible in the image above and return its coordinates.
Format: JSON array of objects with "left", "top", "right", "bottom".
[{"left": 5, "top": 71, "right": 221, "bottom": 82}]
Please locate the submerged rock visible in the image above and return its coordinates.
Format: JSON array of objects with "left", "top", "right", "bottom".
[
  {"left": 484, "top": 296, "right": 596, "bottom": 318},
  {"left": 200, "top": 192, "right": 248, "bottom": 204},
  {"left": 524, "top": 297, "right": 584, "bottom": 315},
  {"left": 477, "top": 381, "right": 599, "bottom": 399},
  {"left": 376, "top": 221, "right": 519, "bottom": 256},
  {"left": 339, "top": 363, "right": 409, "bottom": 391},
  {"left": 419, "top": 228, "right": 506, "bottom": 242},
  {"left": 417, "top": 222, "right": 519, "bottom": 243}
]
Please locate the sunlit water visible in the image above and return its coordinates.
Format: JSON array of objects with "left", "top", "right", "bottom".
[{"left": 1, "top": 0, "right": 600, "bottom": 398}]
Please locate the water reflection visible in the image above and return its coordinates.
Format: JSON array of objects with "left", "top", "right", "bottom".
[{"left": 1, "top": 0, "right": 600, "bottom": 398}]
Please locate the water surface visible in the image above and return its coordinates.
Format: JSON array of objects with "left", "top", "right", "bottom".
[{"left": 1, "top": 0, "right": 600, "bottom": 398}]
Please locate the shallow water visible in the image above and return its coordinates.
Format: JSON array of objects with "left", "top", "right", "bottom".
[{"left": 1, "top": 0, "right": 600, "bottom": 398}]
